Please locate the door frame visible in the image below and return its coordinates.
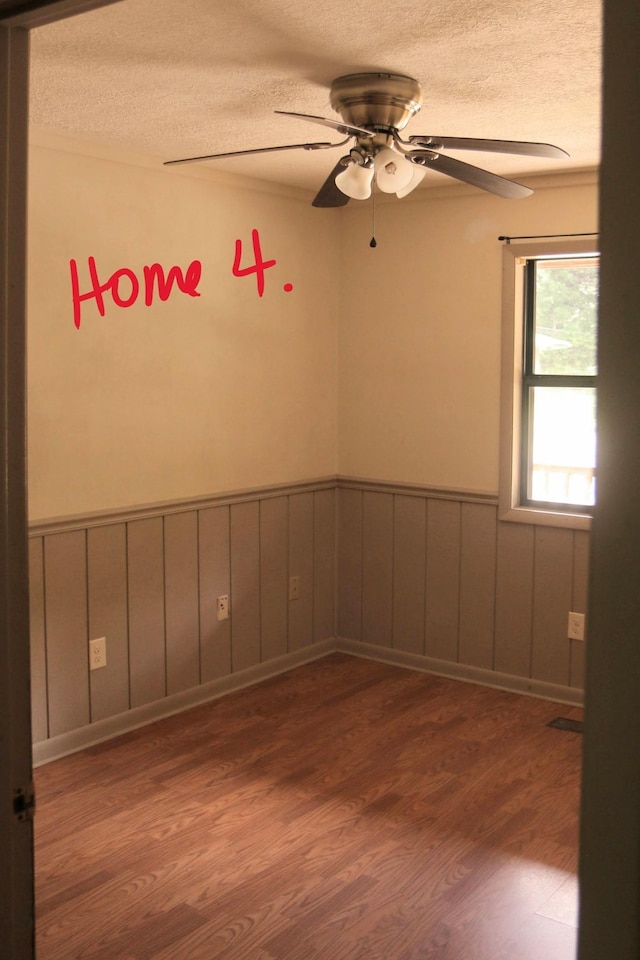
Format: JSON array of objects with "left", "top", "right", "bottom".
[
  {"left": 0, "top": 6, "right": 121, "bottom": 957},
  {"left": 0, "top": 18, "right": 31, "bottom": 959},
  {"left": 1, "top": 2, "right": 639, "bottom": 958}
]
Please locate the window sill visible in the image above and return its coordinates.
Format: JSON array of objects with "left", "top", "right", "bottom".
[{"left": 499, "top": 503, "right": 591, "bottom": 531}]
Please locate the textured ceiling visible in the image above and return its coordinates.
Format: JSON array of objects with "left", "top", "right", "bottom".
[{"left": 29, "top": 0, "right": 602, "bottom": 195}]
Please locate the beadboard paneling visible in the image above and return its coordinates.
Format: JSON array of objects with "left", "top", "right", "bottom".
[
  {"left": 337, "top": 488, "right": 363, "bottom": 641},
  {"left": 29, "top": 478, "right": 588, "bottom": 753},
  {"left": 30, "top": 482, "right": 336, "bottom": 750},
  {"left": 230, "top": 501, "right": 261, "bottom": 672},
  {"left": 87, "top": 523, "right": 129, "bottom": 722},
  {"left": 494, "top": 521, "right": 535, "bottom": 678},
  {"left": 260, "top": 497, "right": 289, "bottom": 663},
  {"left": 127, "top": 517, "right": 166, "bottom": 708},
  {"left": 392, "top": 495, "right": 427, "bottom": 655},
  {"left": 532, "top": 527, "right": 574, "bottom": 685},
  {"left": 458, "top": 503, "right": 497, "bottom": 670},
  {"left": 198, "top": 506, "right": 231, "bottom": 682},
  {"left": 313, "top": 488, "right": 335, "bottom": 643},
  {"left": 362, "top": 492, "right": 394, "bottom": 648},
  {"left": 425, "top": 498, "right": 461, "bottom": 663},
  {"left": 288, "top": 492, "right": 314, "bottom": 650},
  {"left": 337, "top": 480, "right": 587, "bottom": 700},
  {"left": 571, "top": 530, "right": 589, "bottom": 690},
  {"left": 44, "top": 531, "right": 89, "bottom": 737},
  {"left": 164, "top": 511, "right": 200, "bottom": 695},
  {"left": 28, "top": 537, "right": 48, "bottom": 743}
]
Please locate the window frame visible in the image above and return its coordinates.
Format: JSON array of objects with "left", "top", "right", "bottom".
[{"left": 499, "top": 237, "right": 599, "bottom": 530}]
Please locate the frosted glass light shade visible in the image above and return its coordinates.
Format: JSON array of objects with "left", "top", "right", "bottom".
[
  {"left": 395, "top": 162, "right": 427, "bottom": 198},
  {"left": 335, "top": 162, "right": 374, "bottom": 200},
  {"left": 374, "top": 148, "right": 414, "bottom": 193}
]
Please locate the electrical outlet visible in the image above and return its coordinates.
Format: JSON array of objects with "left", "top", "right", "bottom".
[
  {"left": 289, "top": 576, "right": 300, "bottom": 601},
  {"left": 568, "top": 612, "right": 585, "bottom": 641},
  {"left": 89, "top": 637, "right": 107, "bottom": 670},
  {"left": 217, "top": 595, "right": 229, "bottom": 621}
]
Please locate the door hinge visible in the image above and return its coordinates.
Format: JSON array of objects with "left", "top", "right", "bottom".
[{"left": 13, "top": 782, "right": 36, "bottom": 822}]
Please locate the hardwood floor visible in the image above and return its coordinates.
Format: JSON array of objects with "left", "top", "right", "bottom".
[{"left": 34, "top": 654, "right": 583, "bottom": 959}]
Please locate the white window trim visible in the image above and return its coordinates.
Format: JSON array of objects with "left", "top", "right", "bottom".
[{"left": 499, "top": 236, "right": 599, "bottom": 531}]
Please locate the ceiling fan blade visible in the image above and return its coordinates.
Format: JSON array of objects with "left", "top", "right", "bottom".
[
  {"left": 411, "top": 151, "right": 533, "bottom": 199},
  {"left": 164, "top": 140, "right": 346, "bottom": 166},
  {"left": 275, "top": 110, "right": 374, "bottom": 140},
  {"left": 312, "top": 158, "right": 351, "bottom": 208},
  {"left": 407, "top": 135, "right": 568, "bottom": 159}
]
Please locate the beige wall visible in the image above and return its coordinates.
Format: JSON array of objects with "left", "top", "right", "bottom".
[
  {"left": 28, "top": 135, "right": 597, "bottom": 519},
  {"left": 338, "top": 173, "right": 598, "bottom": 492},
  {"left": 27, "top": 132, "right": 340, "bottom": 521}
]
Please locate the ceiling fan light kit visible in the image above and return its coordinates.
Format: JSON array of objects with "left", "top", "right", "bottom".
[
  {"left": 373, "top": 147, "right": 415, "bottom": 194},
  {"left": 165, "top": 72, "right": 569, "bottom": 207},
  {"left": 396, "top": 163, "right": 427, "bottom": 198},
  {"left": 335, "top": 160, "right": 374, "bottom": 200}
]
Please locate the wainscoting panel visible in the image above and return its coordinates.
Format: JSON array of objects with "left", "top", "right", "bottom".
[
  {"left": 230, "top": 501, "right": 261, "bottom": 673},
  {"left": 313, "top": 488, "right": 336, "bottom": 643},
  {"left": 28, "top": 537, "right": 47, "bottom": 744},
  {"left": 424, "top": 498, "right": 461, "bottom": 663},
  {"left": 29, "top": 477, "right": 586, "bottom": 759},
  {"left": 198, "top": 505, "right": 231, "bottom": 682},
  {"left": 337, "top": 481, "right": 587, "bottom": 698},
  {"left": 87, "top": 523, "right": 129, "bottom": 723},
  {"left": 532, "top": 527, "right": 574, "bottom": 685},
  {"left": 28, "top": 480, "right": 337, "bottom": 755},
  {"left": 127, "top": 517, "right": 166, "bottom": 708},
  {"left": 392, "top": 495, "right": 427, "bottom": 656},
  {"left": 362, "top": 492, "right": 394, "bottom": 648},
  {"left": 260, "top": 497, "right": 289, "bottom": 663},
  {"left": 288, "top": 492, "right": 314, "bottom": 651},
  {"left": 458, "top": 502, "right": 498, "bottom": 670},
  {"left": 337, "top": 487, "right": 363, "bottom": 641},
  {"left": 44, "top": 531, "right": 89, "bottom": 737},
  {"left": 571, "top": 530, "right": 589, "bottom": 690},
  {"left": 164, "top": 511, "right": 200, "bottom": 696},
  {"left": 494, "top": 520, "right": 535, "bottom": 678}
]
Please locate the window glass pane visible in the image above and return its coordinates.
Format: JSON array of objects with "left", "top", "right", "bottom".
[
  {"left": 528, "top": 386, "right": 596, "bottom": 506},
  {"left": 533, "top": 258, "right": 598, "bottom": 375}
]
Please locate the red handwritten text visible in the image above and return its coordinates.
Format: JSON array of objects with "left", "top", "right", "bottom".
[
  {"left": 232, "top": 229, "right": 277, "bottom": 298},
  {"left": 70, "top": 256, "right": 202, "bottom": 329}
]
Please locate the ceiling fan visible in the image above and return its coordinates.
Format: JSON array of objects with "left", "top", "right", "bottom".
[{"left": 164, "top": 73, "right": 568, "bottom": 206}]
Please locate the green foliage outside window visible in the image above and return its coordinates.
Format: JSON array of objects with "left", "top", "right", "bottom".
[{"left": 534, "top": 259, "right": 599, "bottom": 376}]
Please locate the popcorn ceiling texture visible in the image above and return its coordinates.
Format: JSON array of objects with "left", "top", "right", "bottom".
[{"left": 29, "top": 0, "right": 601, "bottom": 193}]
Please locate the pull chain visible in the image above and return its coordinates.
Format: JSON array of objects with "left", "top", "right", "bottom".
[{"left": 369, "top": 187, "right": 377, "bottom": 248}]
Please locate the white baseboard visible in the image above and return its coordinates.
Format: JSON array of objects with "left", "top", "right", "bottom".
[
  {"left": 336, "top": 638, "right": 584, "bottom": 707},
  {"left": 33, "top": 636, "right": 583, "bottom": 766},
  {"left": 32, "top": 639, "right": 336, "bottom": 766}
]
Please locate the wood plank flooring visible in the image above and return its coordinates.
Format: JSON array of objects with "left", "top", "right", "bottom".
[{"left": 34, "top": 653, "right": 583, "bottom": 960}]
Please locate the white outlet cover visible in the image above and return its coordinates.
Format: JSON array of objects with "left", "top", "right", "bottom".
[
  {"left": 217, "top": 595, "right": 229, "bottom": 621},
  {"left": 89, "top": 637, "right": 107, "bottom": 669},
  {"left": 567, "top": 612, "right": 585, "bottom": 641}
]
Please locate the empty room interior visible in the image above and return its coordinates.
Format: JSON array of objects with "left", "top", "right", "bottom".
[{"left": 23, "top": 0, "right": 606, "bottom": 957}]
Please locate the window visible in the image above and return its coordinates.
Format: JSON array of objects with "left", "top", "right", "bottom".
[{"left": 500, "top": 238, "right": 599, "bottom": 529}]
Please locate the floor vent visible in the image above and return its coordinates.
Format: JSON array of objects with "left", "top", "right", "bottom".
[{"left": 548, "top": 717, "right": 584, "bottom": 733}]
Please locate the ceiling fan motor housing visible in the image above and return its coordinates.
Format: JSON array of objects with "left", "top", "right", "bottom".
[{"left": 330, "top": 73, "right": 423, "bottom": 132}]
